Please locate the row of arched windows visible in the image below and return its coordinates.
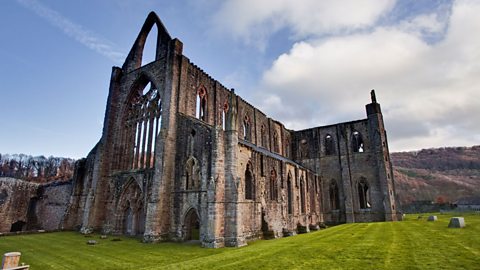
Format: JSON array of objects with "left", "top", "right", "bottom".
[
  {"left": 244, "top": 165, "right": 316, "bottom": 216},
  {"left": 299, "top": 131, "right": 365, "bottom": 158},
  {"left": 329, "top": 178, "right": 371, "bottom": 211},
  {"left": 195, "top": 86, "right": 230, "bottom": 131}
]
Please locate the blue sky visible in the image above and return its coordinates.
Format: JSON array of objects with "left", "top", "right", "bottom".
[{"left": 1, "top": 0, "right": 478, "bottom": 158}]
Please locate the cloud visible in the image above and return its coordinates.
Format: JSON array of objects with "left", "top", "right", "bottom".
[
  {"left": 255, "top": 0, "right": 480, "bottom": 151},
  {"left": 212, "top": 0, "right": 396, "bottom": 49},
  {"left": 16, "top": 0, "right": 125, "bottom": 63}
]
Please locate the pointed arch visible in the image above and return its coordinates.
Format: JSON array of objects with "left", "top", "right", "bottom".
[
  {"left": 185, "top": 157, "right": 200, "bottom": 190},
  {"left": 122, "top": 12, "right": 172, "bottom": 72},
  {"left": 221, "top": 101, "right": 229, "bottom": 130},
  {"left": 196, "top": 86, "right": 207, "bottom": 121},
  {"left": 269, "top": 168, "right": 278, "bottom": 201},
  {"left": 300, "top": 176, "right": 305, "bottom": 213},
  {"left": 324, "top": 134, "right": 335, "bottom": 155},
  {"left": 329, "top": 180, "right": 340, "bottom": 210},
  {"left": 117, "top": 73, "right": 162, "bottom": 171},
  {"left": 260, "top": 125, "right": 266, "bottom": 147},
  {"left": 352, "top": 131, "right": 365, "bottom": 153},
  {"left": 243, "top": 115, "right": 251, "bottom": 141},
  {"left": 117, "top": 178, "right": 144, "bottom": 236},
  {"left": 358, "top": 177, "right": 371, "bottom": 209},
  {"left": 273, "top": 132, "right": 279, "bottom": 153},
  {"left": 287, "top": 172, "right": 293, "bottom": 214},
  {"left": 245, "top": 162, "right": 255, "bottom": 200},
  {"left": 184, "top": 208, "right": 200, "bottom": 241}
]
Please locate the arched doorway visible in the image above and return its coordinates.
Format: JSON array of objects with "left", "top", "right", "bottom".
[
  {"left": 184, "top": 209, "right": 200, "bottom": 241},
  {"left": 10, "top": 220, "right": 26, "bottom": 232},
  {"left": 117, "top": 178, "right": 145, "bottom": 236}
]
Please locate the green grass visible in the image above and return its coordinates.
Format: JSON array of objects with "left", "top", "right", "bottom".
[{"left": 1, "top": 213, "right": 479, "bottom": 269}]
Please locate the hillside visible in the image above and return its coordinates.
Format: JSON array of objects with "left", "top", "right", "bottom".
[{"left": 391, "top": 145, "right": 480, "bottom": 206}]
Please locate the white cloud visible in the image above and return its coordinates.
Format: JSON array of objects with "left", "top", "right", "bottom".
[
  {"left": 398, "top": 13, "right": 446, "bottom": 35},
  {"left": 213, "top": 0, "right": 396, "bottom": 48},
  {"left": 255, "top": 0, "right": 480, "bottom": 151},
  {"left": 16, "top": 0, "right": 125, "bottom": 63}
]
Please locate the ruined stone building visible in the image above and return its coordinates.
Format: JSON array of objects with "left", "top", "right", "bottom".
[{"left": 62, "top": 12, "right": 400, "bottom": 248}]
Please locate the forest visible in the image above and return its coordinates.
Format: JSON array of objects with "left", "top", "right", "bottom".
[{"left": 0, "top": 153, "right": 75, "bottom": 183}]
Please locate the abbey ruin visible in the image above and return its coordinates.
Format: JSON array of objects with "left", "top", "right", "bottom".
[{"left": 54, "top": 12, "right": 400, "bottom": 248}]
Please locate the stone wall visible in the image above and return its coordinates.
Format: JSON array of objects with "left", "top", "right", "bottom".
[
  {"left": 35, "top": 181, "right": 73, "bottom": 231},
  {"left": 0, "top": 178, "right": 39, "bottom": 232},
  {"left": 0, "top": 177, "right": 72, "bottom": 233}
]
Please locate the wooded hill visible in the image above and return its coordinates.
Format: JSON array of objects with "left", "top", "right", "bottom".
[{"left": 391, "top": 145, "right": 480, "bottom": 205}]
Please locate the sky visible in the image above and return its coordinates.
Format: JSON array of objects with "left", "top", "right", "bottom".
[{"left": 0, "top": 0, "right": 479, "bottom": 159}]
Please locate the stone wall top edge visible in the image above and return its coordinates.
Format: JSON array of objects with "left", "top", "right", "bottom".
[
  {"left": 238, "top": 141, "right": 318, "bottom": 176},
  {"left": 294, "top": 118, "right": 368, "bottom": 134}
]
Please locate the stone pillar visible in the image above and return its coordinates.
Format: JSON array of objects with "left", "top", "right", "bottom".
[
  {"left": 337, "top": 125, "right": 355, "bottom": 223},
  {"left": 223, "top": 93, "right": 246, "bottom": 247},
  {"left": 143, "top": 39, "right": 184, "bottom": 241},
  {"left": 366, "top": 90, "right": 398, "bottom": 221}
]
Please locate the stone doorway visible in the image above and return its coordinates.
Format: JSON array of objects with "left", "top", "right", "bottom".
[
  {"left": 10, "top": 220, "right": 26, "bottom": 232},
  {"left": 184, "top": 209, "right": 200, "bottom": 241},
  {"left": 117, "top": 178, "right": 145, "bottom": 236}
]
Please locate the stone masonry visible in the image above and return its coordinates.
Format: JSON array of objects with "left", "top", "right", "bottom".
[{"left": 62, "top": 12, "right": 401, "bottom": 248}]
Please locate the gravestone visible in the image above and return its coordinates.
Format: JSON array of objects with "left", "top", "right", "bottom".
[
  {"left": 87, "top": 240, "right": 97, "bottom": 245},
  {"left": 427, "top": 215, "right": 437, "bottom": 221},
  {"left": 448, "top": 217, "right": 465, "bottom": 228}
]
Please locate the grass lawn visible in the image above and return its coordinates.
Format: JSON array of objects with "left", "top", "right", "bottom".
[{"left": 1, "top": 213, "right": 479, "bottom": 269}]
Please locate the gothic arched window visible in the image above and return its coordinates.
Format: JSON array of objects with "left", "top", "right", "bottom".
[
  {"left": 270, "top": 169, "right": 278, "bottom": 201},
  {"left": 243, "top": 115, "right": 251, "bottom": 141},
  {"left": 185, "top": 157, "right": 200, "bottom": 190},
  {"left": 287, "top": 173, "right": 293, "bottom": 214},
  {"left": 221, "top": 102, "right": 228, "bottom": 130},
  {"left": 196, "top": 87, "right": 207, "bottom": 121},
  {"left": 245, "top": 163, "right": 254, "bottom": 200},
  {"left": 300, "top": 177, "right": 306, "bottom": 213},
  {"left": 358, "top": 178, "right": 371, "bottom": 209},
  {"left": 273, "top": 132, "right": 279, "bottom": 153},
  {"left": 352, "top": 131, "right": 364, "bottom": 153},
  {"left": 122, "top": 81, "right": 162, "bottom": 170},
  {"left": 329, "top": 180, "right": 340, "bottom": 210},
  {"left": 325, "top": 134, "right": 335, "bottom": 155}
]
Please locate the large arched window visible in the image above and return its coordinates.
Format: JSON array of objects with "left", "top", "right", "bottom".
[
  {"left": 358, "top": 178, "right": 371, "bottom": 209},
  {"left": 329, "top": 180, "right": 340, "bottom": 210},
  {"left": 270, "top": 169, "right": 278, "bottom": 201},
  {"left": 325, "top": 134, "right": 335, "bottom": 155},
  {"left": 245, "top": 163, "right": 255, "bottom": 200},
  {"left": 121, "top": 81, "right": 162, "bottom": 170},
  {"left": 352, "top": 131, "right": 364, "bottom": 153},
  {"left": 196, "top": 87, "right": 207, "bottom": 121}
]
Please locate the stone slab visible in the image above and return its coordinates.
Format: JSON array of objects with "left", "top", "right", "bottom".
[{"left": 448, "top": 217, "right": 465, "bottom": 228}]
